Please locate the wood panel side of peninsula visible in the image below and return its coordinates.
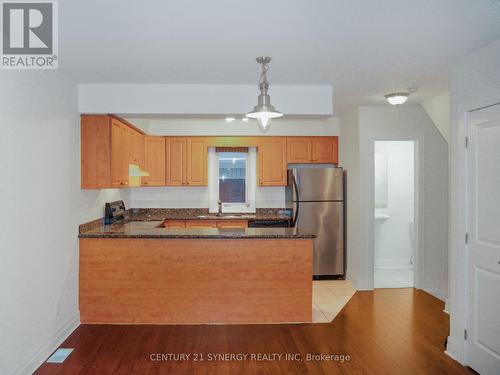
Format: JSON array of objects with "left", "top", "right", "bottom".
[{"left": 79, "top": 238, "right": 313, "bottom": 324}]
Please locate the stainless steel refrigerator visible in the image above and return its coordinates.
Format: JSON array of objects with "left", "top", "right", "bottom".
[{"left": 286, "top": 167, "right": 345, "bottom": 277}]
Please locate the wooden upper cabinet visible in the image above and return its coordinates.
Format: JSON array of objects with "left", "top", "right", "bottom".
[
  {"left": 143, "top": 136, "right": 165, "bottom": 186},
  {"left": 312, "top": 137, "right": 338, "bottom": 163},
  {"left": 132, "top": 131, "right": 145, "bottom": 167},
  {"left": 258, "top": 137, "right": 287, "bottom": 186},
  {"left": 166, "top": 137, "right": 207, "bottom": 186},
  {"left": 110, "top": 119, "right": 128, "bottom": 187},
  {"left": 186, "top": 138, "right": 207, "bottom": 186},
  {"left": 81, "top": 115, "right": 146, "bottom": 189},
  {"left": 287, "top": 137, "right": 312, "bottom": 163},
  {"left": 286, "top": 136, "right": 338, "bottom": 164},
  {"left": 166, "top": 137, "right": 186, "bottom": 186}
]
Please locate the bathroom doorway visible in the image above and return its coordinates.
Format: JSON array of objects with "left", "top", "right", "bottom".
[{"left": 373, "top": 140, "right": 416, "bottom": 288}]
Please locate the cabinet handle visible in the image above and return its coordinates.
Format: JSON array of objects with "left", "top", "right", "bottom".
[{"left": 120, "top": 181, "right": 128, "bottom": 185}]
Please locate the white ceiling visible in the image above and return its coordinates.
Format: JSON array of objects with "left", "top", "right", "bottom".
[{"left": 60, "top": 0, "right": 500, "bottom": 114}]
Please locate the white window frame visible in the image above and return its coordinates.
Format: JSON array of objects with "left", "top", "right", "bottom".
[{"left": 208, "top": 147, "right": 256, "bottom": 213}]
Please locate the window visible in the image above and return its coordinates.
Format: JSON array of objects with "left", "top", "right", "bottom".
[
  {"left": 208, "top": 147, "right": 257, "bottom": 213},
  {"left": 219, "top": 152, "right": 247, "bottom": 203}
]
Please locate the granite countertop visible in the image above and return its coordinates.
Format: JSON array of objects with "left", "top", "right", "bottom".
[
  {"left": 78, "top": 220, "right": 315, "bottom": 239},
  {"left": 127, "top": 208, "right": 291, "bottom": 222}
]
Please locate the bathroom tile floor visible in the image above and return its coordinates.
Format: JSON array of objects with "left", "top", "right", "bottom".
[
  {"left": 312, "top": 280, "right": 356, "bottom": 323},
  {"left": 374, "top": 268, "right": 414, "bottom": 288}
]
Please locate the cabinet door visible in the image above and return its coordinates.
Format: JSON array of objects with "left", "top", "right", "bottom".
[
  {"left": 122, "top": 125, "right": 134, "bottom": 184},
  {"left": 162, "top": 220, "right": 186, "bottom": 228},
  {"left": 217, "top": 220, "right": 248, "bottom": 228},
  {"left": 312, "top": 137, "right": 338, "bottom": 163},
  {"left": 258, "top": 137, "right": 287, "bottom": 186},
  {"left": 143, "top": 136, "right": 165, "bottom": 186},
  {"left": 185, "top": 220, "right": 217, "bottom": 228},
  {"left": 132, "top": 131, "right": 144, "bottom": 167},
  {"left": 110, "top": 119, "right": 125, "bottom": 187},
  {"left": 186, "top": 137, "right": 208, "bottom": 186},
  {"left": 287, "top": 137, "right": 312, "bottom": 163},
  {"left": 166, "top": 138, "right": 186, "bottom": 186}
]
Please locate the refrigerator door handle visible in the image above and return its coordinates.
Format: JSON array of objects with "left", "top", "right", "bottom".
[{"left": 292, "top": 172, "right": 300, "bottom": 227}]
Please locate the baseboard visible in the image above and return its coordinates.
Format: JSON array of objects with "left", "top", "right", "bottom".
[
  {"left": 423, "top": 287, "right": 446, "bottom": 302},
  {"left": 445, "top": 336, "right": 460, "bottom": 362},
  {"left": 444, "top": 298, "right": 450, "bottom": 314},
  {"left": 13, "top": 312, "right": 80, "bottom": 375},
  {"left": 356, "top": 278, "right": 372, "bottom": 291},
  {"left": 345, "top": 270, "right": 357, "bottom": 290}
]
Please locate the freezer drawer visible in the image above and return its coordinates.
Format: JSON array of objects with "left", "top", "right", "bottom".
[{"left": 296, "top": 201, "right": 344, "bottom": 276}]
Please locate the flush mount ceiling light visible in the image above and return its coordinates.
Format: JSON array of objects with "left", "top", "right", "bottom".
[
  {"left": 384, "top": 88, "right": 417, "bottom": 106},
  {"left": 385, "top": 92, "right": 410, "bottom": 106},
  {"left": 246, "top": 56, "right": 283, "bottom": 131},
  {"left": 225, "top": 117, "right": 235, "bottom": 122}
]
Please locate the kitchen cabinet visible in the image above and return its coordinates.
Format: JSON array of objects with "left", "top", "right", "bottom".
[
  {"left": 287, "top": 136, "right": 338, "bottom": 164},
  {"left": 312, "top": 137, "right": 338, "bottom": 163},
  {"left": 161, "top": 219, "right": 248, "bottom": 228},
  {"left": 162, "top": 220, "right": 186, "bottom": 228},
  {"left": 187, "top": 138, "right": 208, "bottom": 185},
  {"left": 143, "top": 136, "right": 165, "bottom": 186},
  {"left": 185, "top": 220, "right": 218, "bottom": 228},
  {"left": 286, "top": 137, "right": 312, "bottom": 163},
  {"left": 166, "top": 137, "right": 207, "bottom": 186},
  {"left": 258, "top": 137, "right": 287, "bottom": 186},
  {"left": 81, "top": 115, "right": 145, "bottom": 189},
  {"left": 217, "top": 220, "right": 248, "bottom": 228}
]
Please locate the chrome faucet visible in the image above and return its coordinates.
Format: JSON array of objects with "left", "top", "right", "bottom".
[{"left": 217, "top": 200, "right": 223, "bottom": 216}]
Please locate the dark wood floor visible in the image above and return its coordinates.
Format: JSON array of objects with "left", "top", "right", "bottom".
[{"left": 35, "top": 289, "right": 474, "bottom": 374}]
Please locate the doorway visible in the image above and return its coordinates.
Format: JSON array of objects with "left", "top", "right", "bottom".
[{"left": 373, "top": 140, "right": 416, "bottom": 288}]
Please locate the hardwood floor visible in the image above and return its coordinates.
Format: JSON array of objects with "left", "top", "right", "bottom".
[{"left": 35, "top": 289, "right": 474, "bottom": 375}]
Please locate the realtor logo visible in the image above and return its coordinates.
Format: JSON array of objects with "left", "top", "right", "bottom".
[{"left": 1, "top": 0, "right": 58, "bottom": 69}]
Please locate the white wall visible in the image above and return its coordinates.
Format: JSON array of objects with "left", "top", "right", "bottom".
[
  {"left": 374, "top": 141, "right": 415, "bottom": 269},
  {"left": 0, "top": 72, "right": 129, "bottom": 375},
  {"left": 79, "top": 84, "right": 333, "bottom": 116},
  {"left": 339, "top": 108, "right": 360, "bottom": 288},
  {"left": 340, "top": 106, "right": 448, "bottom": 300},
  {"left": 447, "top": 38, "right": 500, "bottom": 363},
  {"left": 125, "top": 117, "right": 339, "bottom": 209},
  {"left": 421, "top": 92, "right": 450, "bottom": 144}
]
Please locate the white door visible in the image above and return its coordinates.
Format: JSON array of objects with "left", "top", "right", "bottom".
[{"left": 466, "top": 103, "right": 500, "bottom": 375}]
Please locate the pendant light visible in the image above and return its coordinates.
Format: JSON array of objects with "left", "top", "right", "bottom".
[{"left": 246, "top": 56, "right": 283, "bottom": 131}]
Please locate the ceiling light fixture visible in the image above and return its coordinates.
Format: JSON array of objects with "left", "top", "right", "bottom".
[
  {"left": 225, "top": 117, "right": 235, "bottom": 122},
  {"left": 246, "top": 56, "right": 283, "bottom": 131},
  {"left": 385, "top": 92, "right": 410, "bottom": 106},
  {"left": 241, "top": 117, "right": 249, "bottom": 122}
]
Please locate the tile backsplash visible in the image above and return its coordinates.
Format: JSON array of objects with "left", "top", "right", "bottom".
[{"left": 128, "top": 186, "right": 286, "bottom": 209}]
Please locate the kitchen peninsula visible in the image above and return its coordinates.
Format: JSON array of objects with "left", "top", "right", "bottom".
[{"left": 78, "top": 209, "right": 315, "bottom": 325}]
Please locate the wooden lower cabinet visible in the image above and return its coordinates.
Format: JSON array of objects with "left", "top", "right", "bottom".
[
  {"left": 215, "top": 220, "right": 248, "bottom": 228},
  {"left": 161, "top": 220, "right": 186, "bottom": 229},
  {"left": 162, "top": 219, "right": 248, "bottom": 228},
  {"left": 79, "top": 237, "right": 313, "bottom": 324},
  {"left": 185, "top": 220, "right": 218, "bottom": 228}
]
